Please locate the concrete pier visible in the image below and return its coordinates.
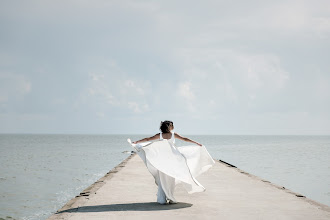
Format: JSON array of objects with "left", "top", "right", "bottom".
[{"left": 48, "top": 153, "right": 330, "bottom": 220}]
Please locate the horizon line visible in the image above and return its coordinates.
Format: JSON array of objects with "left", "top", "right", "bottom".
[{"left": 0, "top": 133, "right": 329, "bottom": 136}]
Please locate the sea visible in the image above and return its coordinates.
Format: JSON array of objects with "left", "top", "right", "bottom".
[{"left": 0, "top": 134, "right": 329, "bottom": 220}]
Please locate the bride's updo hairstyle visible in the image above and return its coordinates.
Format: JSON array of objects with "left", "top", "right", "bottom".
[{"left": 160, "top": 120, "right": 174, "bottom": 133}]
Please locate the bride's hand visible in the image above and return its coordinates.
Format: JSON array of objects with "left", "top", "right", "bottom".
[{"left": 133, "top": 141, "right": 137, "bottom": 144}]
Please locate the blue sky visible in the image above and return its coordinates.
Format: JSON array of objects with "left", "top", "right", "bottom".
[{"left": 1, "top": 0, "right": 330, "bottom": 135}]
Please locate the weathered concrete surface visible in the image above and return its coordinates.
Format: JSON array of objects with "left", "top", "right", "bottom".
[{"left": 48, "top": 153, "right": 330, "bottom": 220}]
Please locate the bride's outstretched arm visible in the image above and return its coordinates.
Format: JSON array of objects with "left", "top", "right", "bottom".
[
  {"left": 133, "top": 133, "right": 160, "bottom": 144},
  {"left": 174, "top": 133, "right": 202, "bottom": 146}
]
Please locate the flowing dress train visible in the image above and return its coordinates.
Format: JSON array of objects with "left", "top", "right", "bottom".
[{"left": 127, "top": 132, "right": 215, "bottom": 203}]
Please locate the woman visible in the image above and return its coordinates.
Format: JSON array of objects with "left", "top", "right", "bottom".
[
  {"left": 128, "top": 120, "right": 214, "bottom": 204},
  {"left": 133, "top": 120, "right": 202, "bottom": 147}
]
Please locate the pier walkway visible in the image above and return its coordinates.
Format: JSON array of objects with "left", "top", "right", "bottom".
[{"left": 48, "top": 154, "right": 330, "bottom": 220}]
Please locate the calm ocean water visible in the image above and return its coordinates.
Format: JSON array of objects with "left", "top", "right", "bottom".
[{"left": 0, "top": 134, "right": 329, "bottom": 219}]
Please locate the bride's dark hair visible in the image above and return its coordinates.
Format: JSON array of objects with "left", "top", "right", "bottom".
[{"left": 160, "top": 120, "right": 174, "bottom": 133}]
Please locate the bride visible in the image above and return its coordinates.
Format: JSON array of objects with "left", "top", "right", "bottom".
[{"left": 128, "top": 120, "right": 214, "bottom": 204}]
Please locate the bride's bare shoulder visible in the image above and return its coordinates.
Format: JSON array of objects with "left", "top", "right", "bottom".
[{"left": 174, "top": 133, "right": 182, "bottom": 138}]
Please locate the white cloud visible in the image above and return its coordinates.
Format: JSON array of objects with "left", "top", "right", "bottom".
[
  {"left": 1, "top": 0, "right": 329, "bottom": 134},
  {"left": 124, "top": 80, "right": 147, "bottom": 95},
  {"left": 177, "top": 81, "right": 196, "bottom": 112},
  {"left": 96, "top": 112, "right": 105, "bottom": 118},
  {"left": 0, "top": 72, "right": 31, "bottom": 103},
  {"left": 176, "top": 48, "right": 289, "bottom": 92},
  {"left": 313, "top": 17, "right": 330, "bottom": 38},
  {"left": 89, "top": 72, "right": 105, "bottom": 81},
  {"left": 171, "top": 48, "right": 292, "bottom": 118},
  {"left": 86, "top": 73, "right": 118, "bottom": 105},
  {"left": 78, "top": 62, "right": 151, "bottom": 115},
  {"left": 128, "top": 102, "right": 150, "bottom": 113},
  {"left": 178, "top": 81, "right": 194, "bottom": 101},
  {"left": 238, "top": 53, "right": 290, "bottom": 91}
]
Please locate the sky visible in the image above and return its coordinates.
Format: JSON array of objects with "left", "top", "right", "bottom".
[{"left": 0, "top": 0, "right": 330, "bottom": 135}]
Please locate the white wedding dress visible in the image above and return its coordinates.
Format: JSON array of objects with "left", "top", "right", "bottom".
[{"left": 127, "top": 132, "right": 215, "bottom": 204}]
